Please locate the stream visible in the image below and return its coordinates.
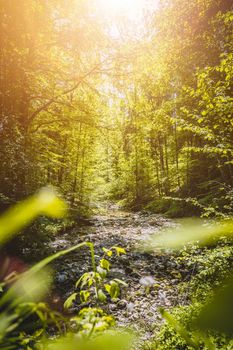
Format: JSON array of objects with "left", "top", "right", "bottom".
[{"left": 50, "top": 207, "right": 188, "bottom": 340}]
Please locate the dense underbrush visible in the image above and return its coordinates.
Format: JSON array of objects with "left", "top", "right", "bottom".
[{"left": 145, "top": 242, "right": 233, "bottom": 349}]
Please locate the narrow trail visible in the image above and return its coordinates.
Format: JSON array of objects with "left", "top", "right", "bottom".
[{"left": 51, "top": 207, "right": 188, "bottom": 339}]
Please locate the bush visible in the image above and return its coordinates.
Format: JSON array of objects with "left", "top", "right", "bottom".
[{"left": 145, "top": 198, "right": 199, "bottom": 218}]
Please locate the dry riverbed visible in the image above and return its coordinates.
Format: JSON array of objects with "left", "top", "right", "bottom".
[{"left": 50, "top": 208, "right": 190, "bottom": 340}]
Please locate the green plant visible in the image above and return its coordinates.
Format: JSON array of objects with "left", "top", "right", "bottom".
[
  {"left": 64, "top": 245, "right": 127, "bottom": 308},
  {"left": 144, "top": 219, "right": 233, "bottom": 349},
  {"left": 70, "top": 308, "right": 115, "bottom": 338},
  {"left": 0, "top": 189, "right": 132, "bottom": 350},
  {"left": 0, "top": 188, "right": 67, "bottom": 349}
]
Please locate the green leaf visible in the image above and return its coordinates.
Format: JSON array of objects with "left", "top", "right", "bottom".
[
  {"left": 160, "top": 308, "right": 199, "bottom": 349},
  {"left": 144, "top": 219, "right": 233, "bottom": 250},
  {"left": 100, "top": 259, "right": 110, "bottom": 271},
  {"left": 0, "top": 268, "right": 52, "bottom": 308},
  {"left": 104, "top": 284, "right": 111, "bottom": 294},
  {"left": 44, "top": 331, "right": 134, "bottom": 350},
  {"left": 114, "top": 279, "right": 128, "bottom": 287},
  {"left": 0, "top": 187, "right": 67, "bottom": 246},
  {"left": 80, "top": 290, "right": 90, "bottom": 303},
  {"left": 112, "top": 247, "right": 126, "bottom": 256},
  {"left": 76, "top": 272, "right": 94, "bottom": 289},
  {"left": 97, "top": 289, "right": 107, "bottom": 302},
  {"left": 64, "top": 293, "right": 77, "bottom": 310},
  {"left": 106, "top": 281, "right": 120, "bottom": 300},
  {"left": 193, "top": 276, "right": 233, "bottom": 335},
  {"left": 102, "top": 248, "right": 113, "bottom": 257},
  {"left": 97, "top": 266, "right": 107, "bottom": 279}
]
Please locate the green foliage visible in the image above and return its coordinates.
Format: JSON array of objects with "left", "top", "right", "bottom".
[
  {"left": 70, "top": 308, "right": 115, "bottom": 337},
  {"left": 104, "top": 281, "right": 120, "bottom": 300},
  {"left": 145, "top": 198, "right": 199, "bottom": 218},
  {"left": 65, "top": 244, "right": 127, "bottom": 307},
  {"left": 0, "top": 191, "right": 128, "bottom": 349},
  {"left": 178, "top": 245, "right": 233, "bottom": 301},
  {"left": 0, "top": 187, "right": 67, "bottom": 246},
  {"left": 144, "top": 219, "right": 233, "bottom": 250},
  {"left": 193, "top": 277, "right": 233, "bottom": 336},
  {"left": 0, "top": 0, "right": 232, "bottom": 215},
  {"left": 145, "top": 219, "right": 233, "bottom": 349},
  {"left": 159, "top": 308, "right": 200, "bottom": 349},
  {"left": 148, "top": 304, "right": 233, "bottom": 350},
  {"left": 0, "top": 189, "right": 67, "bottom": 348},
  {"left": 44, "top": 331, "right": 134, "bottom": 350},
  {"left": 64, "top": 293, "right": 78, "bottom": 310},
  {"left": 0, "top": 0, "right": 233, "bottom": 348}
]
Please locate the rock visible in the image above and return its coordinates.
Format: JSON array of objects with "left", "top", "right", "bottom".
[
  {"left": 117, "top": 299, "right": 127, "bottom": 309},
  {"left": 126, "top": 302, "right": 135, "bottom": 312},
  {"left": 56, "top": 272, "right": 68, "bottom": 283},
  {"left": 108, "top": 268, "right": 126, "bottom": 279},
  {"left": 125, "top": 266, "right": 133, "bottom": 274},
  {"left": 109, "top": 303, "right": 117, "bottom": 311},
  {"left": 139, "top": 276, "right": 155, "bottom": 286},
  {"left": 158, "top": 290, "right": 168, "bottom": 304}
]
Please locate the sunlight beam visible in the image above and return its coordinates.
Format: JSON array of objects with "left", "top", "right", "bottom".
[{"left": 99, "top": 0, "right": 146, "bottom": 19}]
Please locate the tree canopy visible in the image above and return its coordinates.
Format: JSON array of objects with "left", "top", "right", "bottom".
[{"left": 0, "top": 0, "right": 232, "bottom": 216}]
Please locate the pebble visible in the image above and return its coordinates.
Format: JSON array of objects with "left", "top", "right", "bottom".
[{"left": 117, "top": 299, "right": 127, "bottom": 309}]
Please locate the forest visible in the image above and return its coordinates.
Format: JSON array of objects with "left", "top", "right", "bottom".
[{"left": 0, "top": 0, "right": 233, "bottom": 349}]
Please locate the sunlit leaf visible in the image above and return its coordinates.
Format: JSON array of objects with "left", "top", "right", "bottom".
[
  {"left": 112, "top": 247, "right": 126, "bottom": 256},
  {"left": 0, "top": 187, "right": 67, "bottom": 246},
  {"left": 193, "top": 276, "right": 233, "bottom": 335},
  {"left": 113, "top": 278, "right": 128, "bottom": 286},
  {"left": 103, "top": 248, "right": 113, "bottom": 257},
  {"left": 97, "top": 266, "right": 107, "bottom": 279},
  {"left": 100, "top": 259, "right": 110, "bottom": 271},
  {"left": 64, "top": 293, "right": 77, "bottom": 310},
  {"left": 44, "top": 331, "right": 134, "bottom": 350},
  {"left": 159, "top": 308, "right": 200, "bottom": 349},
  {"left": 80, "top": 290, "right": 90, "bottom": 303},
  {"left": 143, "top": 219, "right": 233, "bottom": 250},
  {"left": 0, "top": 268, "right": 52, "bottom": 309},
  {"left": 97, "top": 289, "right": 107, "bottom": 302}
]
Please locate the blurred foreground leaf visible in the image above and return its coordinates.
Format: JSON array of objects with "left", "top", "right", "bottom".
[
  {"left": 159, "top": 308, "right": 200, "bottom": 349},
  {"left": 0, "top": 268, "right": 52, "bottom": 309},
  {"left": 0, "top": 241, "right": 95, "bottom": 347},
  {"left": 44, "top": 331, "right": 134, "bottom": 350},
  {"left": 152, "top": 219, "right": 233, "bottom": 347},
  {"left": 0, "top": 190, "right": 134, "bottom": 349},
  {"left": 0, "top": 187, "right": 67, "bottom": 246},
  {"left": 193, "top": 276, "right": 233, "bottom": 336},
  {"left": 144, "top": 219, "right": 233, "bottom": 250}
]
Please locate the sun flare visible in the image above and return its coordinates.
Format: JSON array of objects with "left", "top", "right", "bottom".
[{"left": 99, "top": 0, "right": 146, "bottom": 18}]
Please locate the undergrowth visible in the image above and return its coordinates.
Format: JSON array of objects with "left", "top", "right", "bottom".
[{"left": 145, "top": 241, "right": 233, "bottom": 349}]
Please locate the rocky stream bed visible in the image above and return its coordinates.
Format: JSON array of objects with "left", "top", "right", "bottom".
[{"left": 50, "top": 208, "right": 190, "bottom": 341}]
